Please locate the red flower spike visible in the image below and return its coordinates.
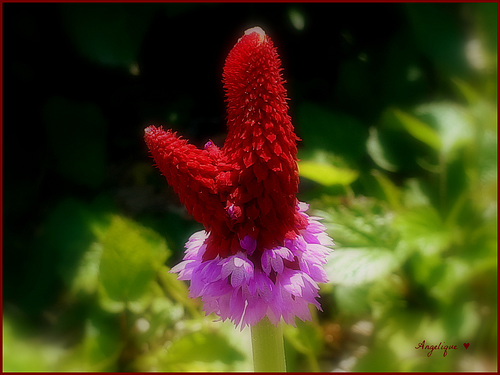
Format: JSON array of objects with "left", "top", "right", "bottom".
[
  {"left": 145, "top": 27, "right": 307, "bottom": 262},
  {"left": 144, "top": 127, "right": 226, "bottom": 229}
]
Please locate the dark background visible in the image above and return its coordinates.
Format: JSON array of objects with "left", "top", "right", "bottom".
[{"left": 4, "top": 2, "right": 413, "bottom": 305}]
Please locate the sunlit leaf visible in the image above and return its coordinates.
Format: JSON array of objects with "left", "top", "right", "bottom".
[
  {"left": 2, "top": 316, "right": 67, "bottom": 372},
  {"left": 161, "top": 330, "right": 245, "bottom": 371},
  {"left": 71, "top": 242, "right": 103, "bottom": 295},
  {"left": 325, "top": 248, "right": 399, "bottom": 287},
  {"left": 470, "top": 100, "right": 497, "bottom": 186},
  {"left": 352, "top": 342, "right": 400, "bottom": 372},
  {"left": 98, "top": 216, "right": 169, "bottom": 304},
  {"left": 158, "top": 267, "right": 201, "bottom": 318},
  {"left": 317, "top": 197, "right": 398, "bottom": 249},
  {"left": 387, "top": 108, "right": 442, "bottom": 150},
  {"left": 366, "top": 127, "right": 399, "bottom": 172},
  {"left": 334, "top": 284, "right": 372, "bottom": 316},
  {"left": 367, "top": 274, "right": 408, "bottom": 320},
  {"left": 299, "top": 160, "right": 358, "bottom": 186},
  {"left": 372, "top": 109, "right": 435, "bottom": 173},
  {"left": 401, "top": 178, "right": 432, "bottom": 207},
  {"left": 414, "top": 102, "right": 473, "bottom": 158},
  {"left": 72, "top": 309, "right": 122, "bottom": 371},
  {"left": 442, "top": 301, "right": 481, "bottom": 342},
  {"left": 371, "top": 169, "right": 401, "bottom": 209},
  {"left": 470, "top": 3, "right": 498, "bottom": 75},
  {"left": 145, "top": 294, "right": 184, "bottom": 338},
  {"left": 394, "top": 205, "right": 452, "bottom": 256},
  {"left": 451, "top": 77, "right": 480, "bottom": 105}
]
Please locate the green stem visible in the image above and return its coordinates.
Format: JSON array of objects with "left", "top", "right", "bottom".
[{"left": 251, "top": 317, "right": 286, "bottom": 372}]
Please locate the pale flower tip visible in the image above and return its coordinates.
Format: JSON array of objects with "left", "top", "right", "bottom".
[
  {"left": 244, "top": 26, "right": 266, "bottom": 43},
  {"left": 245, "top": 26, "right": 265, "bottom": 36}
]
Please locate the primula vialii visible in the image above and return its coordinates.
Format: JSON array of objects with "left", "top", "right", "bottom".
[{"left": 144, "top": 27, "right": 333, "bottom": 328}]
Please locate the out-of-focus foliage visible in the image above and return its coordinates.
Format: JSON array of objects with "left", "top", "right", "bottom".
[{"left": 3, "top": 3, "right": 496, "bottom": 372}]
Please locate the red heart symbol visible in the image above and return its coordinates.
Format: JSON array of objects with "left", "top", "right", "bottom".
[{"left": 463, "top": 343, "right": 470, "bottom": 349}]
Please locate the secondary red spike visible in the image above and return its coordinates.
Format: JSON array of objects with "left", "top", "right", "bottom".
[{"left": 144, "top": 125, "right": 226, "bottom": 232}]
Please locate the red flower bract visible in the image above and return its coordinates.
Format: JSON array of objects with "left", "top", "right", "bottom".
[{"left": 144, "top": 27, "right": 307, "bottom": 261}]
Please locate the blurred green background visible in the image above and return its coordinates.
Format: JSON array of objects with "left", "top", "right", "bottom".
[{"left": 3, "top": 3, "right": 497, "bottom": 372}]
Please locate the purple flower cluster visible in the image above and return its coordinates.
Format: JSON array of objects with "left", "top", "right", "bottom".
[{"left": 171, "top": 203, "right": 333, "bottom": 328}]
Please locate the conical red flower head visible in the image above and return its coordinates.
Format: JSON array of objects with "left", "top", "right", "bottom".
[{"left": 145, "top": 27, "right": 307, "bottom": 261}]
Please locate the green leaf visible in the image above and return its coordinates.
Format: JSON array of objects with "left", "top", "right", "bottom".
[
  {"left": 450, "top": 77, "right": 480, "bottom": 105},
  {"left": 285, "top": 320, "right": 323, "bottom": 356},
  {"left": 161, "top": 330, "right": 245, "bottom": 371},
  {"left": 413, "top": 102, "right": 473, "bottom": 158},
  {"left": 325, "top": 248, "right": 399, "bottom": 287},
  {"left": 69, "top": 308, "right": 122, "bottom": 372},
  {"left": 387, "top": 108, "right": 442, "bottom": 150},
  {"left": 298, "top": 160, "right": 358, "bottom": 186},
  {"left": 476, "top": 122, "right": 498, "bottom": 186},
  {"left": 284, "top": 321, "right": 323, "bottom": 371},
  {"left": 401, "top": 178, "right": 432, "bottom": 208},
  {"left": 317, "top": 197, "right": 398, "bottom": 249},
  {"left": 333, "top": 285, "right": 371, "bottom": 316},
  {"left": 17, "top": 198, "right": 96, "bottom": 313},
  {"left": 367, "top": 274, "right": 408, "bottom": 321},
  {"left": 371, "top": 109, "right": 434, "bottom": 173},
  {"left": 366, "top": 127, "right": 399, "bottom": 172},
  {"left": 371, "top": 169, "right": 401, "bottom": 209},
  {"left": 470, "top": 3, "right": 498, "bottom": 74},
  {"left": 158, "top": 267, "right": 201, "bottom": 318},
  {"left": 98, "top": 216, "right": 169, "bottom": 304},
  {"left": 19, "top": 195, "right": 115, "bottom": 314},
  {"left": 352, "top": 341, "right": 400, "bottom": 372},
  {"left": 394, "top": 205, "right": 452, "bottom": 256},
  {"left": 137, "top": 292, "right": 184, "bottom": 344},
  {"left": 2, "top": 316, "right": 66, "bottom": 372},
  {"left": 70, "top": 242, "right": 103, "bottom": 295},
  {"left": 442, "top": 301, "right": 481, "bottom": 342}
]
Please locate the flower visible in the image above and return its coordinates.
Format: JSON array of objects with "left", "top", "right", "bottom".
[{"left": 144, "top": 26, "right": 333, "bottom": 328}]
